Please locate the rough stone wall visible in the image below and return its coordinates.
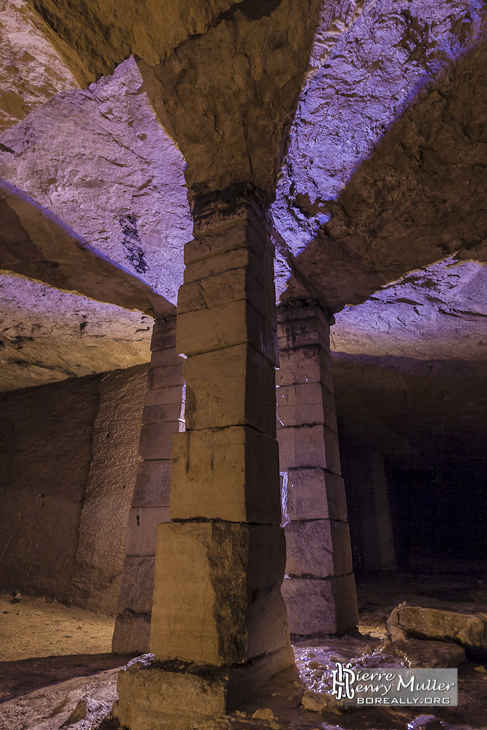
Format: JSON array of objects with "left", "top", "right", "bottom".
[
  {"left": 69, "top": 364, "right": 148, "bottom": 614},
  {"left": 0, "top": 0, "right": 78, "bottom": 133},
  {"left": 0, "top": 363, "right": 148, "bottom": 611},
  {"left": 0, "top": 375, "right": 100, "bottom": 600},
  {"left": 0, "top": 272, "right": 153, "bottom": 392}
]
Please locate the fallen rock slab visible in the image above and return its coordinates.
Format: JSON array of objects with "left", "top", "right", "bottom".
[{"left": 387, "top": 604, "right": 487, "bottom": 654}]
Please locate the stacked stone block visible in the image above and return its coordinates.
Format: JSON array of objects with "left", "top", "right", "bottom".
[
  {"left": 114, "top": 186, "right": 293, "bottom": 730},
  {"left": 277, "top": 301, "right": 358, "bottom": 636},
  {"left": 112, "top": 315, "right": 183, "bottom": 654}
]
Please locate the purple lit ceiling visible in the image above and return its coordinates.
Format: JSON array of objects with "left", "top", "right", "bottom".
[{"left": 0, "top": 0, "right": 486, "bottom": 393}]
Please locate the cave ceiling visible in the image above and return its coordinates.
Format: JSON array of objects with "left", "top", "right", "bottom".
[
  {"left": 0, "top": 0, "right": 486, "bottom": 405},
  {"left": 0, "top": 271, "right": 153, "bottom": 391}
]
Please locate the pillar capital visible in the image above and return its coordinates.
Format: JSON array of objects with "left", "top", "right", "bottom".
[
  {"left": 278, "top": 298, "right": 335, "bottom": 327},
  {"left": 190, "top": 182, "right": 271, "bottom": 237}
]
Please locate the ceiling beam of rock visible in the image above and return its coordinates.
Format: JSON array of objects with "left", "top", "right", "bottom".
[
  {"left": 0, "top": 180, "right": 173, "bottom": 317},
  {"left": 331, "top": 257, "right": 487, "bottom": 361},
  {"left": 0, "top": 57, "right": 191, "bottom": 304},
  {"left": 272, "top": 0, "right": 487, "bottom": 311},
  {"left": 26, "top": 0, "right": 247, "bottom": 85},
  {"left": 0, "top": 271, "right": 153, "bottom": 392},
  {"left": 0, "top": 0, "right": 78, "bottom": 133},
  {"left": 26, "top": 0, "right": 323, "bottom": 197}
]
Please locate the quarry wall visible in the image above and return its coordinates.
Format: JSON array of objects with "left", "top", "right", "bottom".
[{"left": 0, "top": 363, "right": 148, "bottom": 613}]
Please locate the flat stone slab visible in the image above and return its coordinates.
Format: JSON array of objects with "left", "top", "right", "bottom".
[{"left": 387, "top": 603, "right": 487, "bottom": 654}]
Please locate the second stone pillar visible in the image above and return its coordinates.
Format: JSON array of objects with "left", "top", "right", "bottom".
[{"left": 277, "top": 301, "right": 358, "bottom": 637}]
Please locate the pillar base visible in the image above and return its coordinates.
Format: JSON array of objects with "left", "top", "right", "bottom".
[{"left": 113, "top": 647, "right": 295, "bottom": 730}]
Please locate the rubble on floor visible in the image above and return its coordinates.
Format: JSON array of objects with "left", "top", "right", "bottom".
[{"left": 2, "top": 576, "right": 487, "bottom": 729}]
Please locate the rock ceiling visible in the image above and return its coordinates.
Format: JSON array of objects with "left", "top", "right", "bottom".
[{"left": 0, "top": 0, "right": 486, "bottom": 444}]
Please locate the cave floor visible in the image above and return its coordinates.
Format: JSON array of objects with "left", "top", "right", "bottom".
[{"left": 0, "top": 571, "right": 487, "bottom": 730}]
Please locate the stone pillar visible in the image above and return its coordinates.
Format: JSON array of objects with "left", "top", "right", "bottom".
[
  {"left": 112, "top": 315, "right": 183, "bottom": 654},
  {"left": 277, "top": 301, "right": 358, "bottom": 637},
  {"left": 113, "top": 185, "right": 293, "bottom": 730}
]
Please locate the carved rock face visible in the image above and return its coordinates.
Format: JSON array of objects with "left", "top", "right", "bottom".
[
  {"left": 0, "top": 57, "right": 191, "bottom": 302},
  {"left": 273, "top": 0, "right": 487, "bottom": 310},
  {"left": 0, "top": 272, "right": 153, "bottom": 391},
  {"left": 25, "top": 0, "right": 323, "bottom": 196},
  {"left": 0, "top": 0, "right": 78, "bottom": 133}
]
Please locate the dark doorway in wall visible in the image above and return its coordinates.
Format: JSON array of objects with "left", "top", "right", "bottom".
[
  {"left": 333, "top": 354, "right": 487, "bottom": 581},
  {"left": 387, "top": 458, "right": 487, "bottom": 574}
]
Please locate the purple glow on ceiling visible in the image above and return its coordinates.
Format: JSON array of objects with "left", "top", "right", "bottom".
[
  {"left": 0, "top": 57, "right": 192, "bottom": 305},
  {"left": 331, "top": 258, "right": 487, "bottom": 360},
  {"left": 272, "top": 0, "right": 486, "bottom": 260}
]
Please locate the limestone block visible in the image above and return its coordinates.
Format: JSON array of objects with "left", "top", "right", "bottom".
[
  {"left": 278, "top": 424, "right": 341, "bottom": 474},
  {"left": 177, "top": 300, "right": 278, "bottom": 366},
  {"left": 180, "top": 268, "right": 276, "bottom": 340},
  {"left": 147, "top": 364, "right": 184, "bottom": 389},
  {"left": 320, "top": 385, "right": 337, "bottom": 430},
  {"left": 184, "top": 216, "right": 268, "bottom": 266},
  {"left": 142, "top": 403, "right": 181, "bottom": 424},
  {"left": 117, "top": 556, "right": 155, "bottom": 614},
  {"left": 183, "top": 240, "right": 275, "bottom": 328},
  {"left": 144, "top": 385, "right": 184, "bottom": 407},
  {"left": 150, "top": 522, "right": 290, "bottom": 665},
  {"left": 178, "top": 267, "right": 271, "bottom": 319},
  {"left": 323, "top": 426, "right": 342, "bottom": 475},
  {"left": 281, "top": 573, "right": 358, "bottom": 635},
  {"left": 278, "top": 317, "right": 329, "bottom": 351},
  {"left": 390, "top": 638, "right": 466, "bottom": 668},
  {"left": 284, "top": 520, "right": 353, "bottom": 577},
  {"left": 149, "top": 348, "right": 183, "bottom": 367},
  {"left": 278, "top": 424, "right": 325, "bottom": 471},
  {"left": 277, "top": 381, "right": 319, "bottom": 409},
  {"left": 286, "top": 468, "right": 348, "bottom": 522},
  {"left": 139, "top": 421, "right": 179, "bottom": 460},
  {"left": 126, "top": 506, "right": 170, "bottom": 557},
  {"left": 277, "top": 352, "right": 333, "bottom": 393},
  {"left": 386, "top": 605, "right": 487, "bottom": 652},
  {"left": 184, "top": 246, "right": 267, "bottom": 289},
  {"left": 113, "top": 646, "right": 294, "bottom": 729},
  {"left": 277, "top": 385, "right": 337, "bottom": 432},
  {"left": 115, "top": 657, "right": 227, "bottom": 730},
  {"left": 112, "top": 613, "right": 151, "bottom": 655},
  {"left": 277, "top": 381, "right": 326, "bottom": 408},
  {"left": 277, "top": 402, "right": 324, "bottom": 429},
  {"left": 151, "top": 321, "right": 177, "bottom": 352},
  {"left": 184, "top": 344, "right": 275, "bottom": 435},
  {"left": 132, "top": 460, "right": 172, "bottom": 507},
  {"left": 278, "top": 302, "right": 329, "bottom": 331},
  {"left": 170, "top": 426, "right": 281, "bottom": 524}
]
